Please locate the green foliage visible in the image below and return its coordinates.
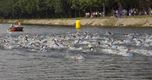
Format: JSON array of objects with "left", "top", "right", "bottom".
[{"left": 0, "top": 0, "right": 151, "bottom": 18}]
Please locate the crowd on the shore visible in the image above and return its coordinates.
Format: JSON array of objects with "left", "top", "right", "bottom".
[
  {"left": 85, "top": 8, "right": 152, "bottom": 18},
  {"left": 85, "top": 12, "right": 104, "bottom": 18}
]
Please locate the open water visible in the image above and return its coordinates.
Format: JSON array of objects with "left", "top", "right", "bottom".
[{"left": 0, "top": 24, "right": 152, "bottom": 80}]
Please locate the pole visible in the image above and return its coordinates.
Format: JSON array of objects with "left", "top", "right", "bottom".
[
  {"left": 75, "top": 0, "right": 76, "bottom": 18},
  {"left": 12, "top": 0, "right": 14, "bottom": 18},
  {"left": 103, "top": 3, "right": 105, "bottom": 17}
]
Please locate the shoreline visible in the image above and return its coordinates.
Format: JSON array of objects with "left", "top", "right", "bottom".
[{"left": 1, "top": 16, "right": 152, "bottom": 27}]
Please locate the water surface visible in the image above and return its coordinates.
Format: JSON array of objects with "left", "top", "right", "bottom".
[{"left": 0, "top": 24, "right": 152, "bottom": 80}]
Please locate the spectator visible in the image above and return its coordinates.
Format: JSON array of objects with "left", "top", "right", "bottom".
[
  {"left": 85, "top": 12, "right": 90, "bottom": 17},
  {"left": 122, "top": 9, "right": 127, "bottom": 16},
  {"left": 150, "top": 10, "right": 152, "bottom": 16},
  {"left": 149, "top": 8, "right": 152, "bottom": 16},
  {"left": 129, "top": 9, "right": 133, "bottom": 16}
]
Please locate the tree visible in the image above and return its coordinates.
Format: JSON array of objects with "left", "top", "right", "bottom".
[{"left": 0, "top": 0, "right": 151, "bottom": 18}]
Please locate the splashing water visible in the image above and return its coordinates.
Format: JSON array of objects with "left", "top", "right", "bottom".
[{"left": 0, "top": 31, "right": 152, "bottom": 57}]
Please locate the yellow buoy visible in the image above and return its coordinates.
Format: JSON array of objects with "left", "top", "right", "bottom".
[{"left": 75, "top": 20, "right": 81, "bottom": 29}]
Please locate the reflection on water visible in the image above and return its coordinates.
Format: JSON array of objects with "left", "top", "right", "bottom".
[{"left": 0, "top": 24, "right": 152, "bottom": 80}]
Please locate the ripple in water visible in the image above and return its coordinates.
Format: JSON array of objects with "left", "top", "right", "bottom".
[
  {"left": 0, "top": 28, "right": 152, "bottom": 80},
  {"left": 0, "top": 31, "right": 152, "bottom": 56}
]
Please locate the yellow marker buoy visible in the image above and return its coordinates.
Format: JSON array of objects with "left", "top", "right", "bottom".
[{"left": 75, "top": 20, "right": 81, "bottom": 29}]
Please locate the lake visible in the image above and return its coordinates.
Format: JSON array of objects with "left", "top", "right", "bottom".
[{"left": 0, "top": 24, "right": 152, "bottom": 80}]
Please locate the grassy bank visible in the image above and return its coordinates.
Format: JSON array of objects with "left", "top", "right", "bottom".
[{"left": 1, "top": 16, "right": 152, "bottom": 27}]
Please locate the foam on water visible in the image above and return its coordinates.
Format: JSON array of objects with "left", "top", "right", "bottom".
[
  {"left": 0, "top": 25, "right": 152, "bottom": 80},
  {"left": 0, "top": 31, "right": 152, "bottom": 57}
]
